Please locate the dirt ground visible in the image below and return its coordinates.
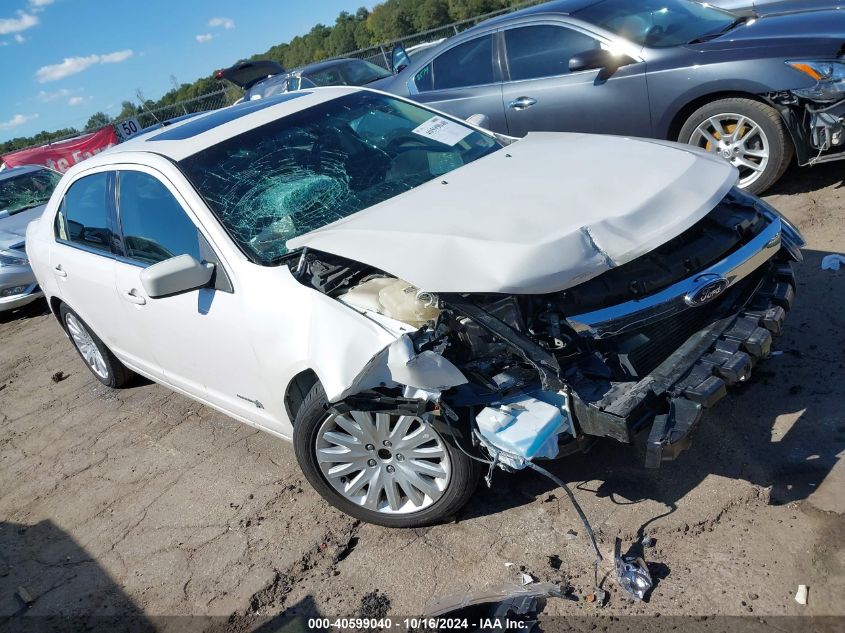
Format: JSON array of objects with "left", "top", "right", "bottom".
[{"left": 1, "top": 161, "right": 843, "bottom": 631}]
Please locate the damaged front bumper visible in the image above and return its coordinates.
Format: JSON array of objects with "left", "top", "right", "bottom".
[
  {"left": 770, "top": 91, "right": 845, "bottom": 165},
  {"left": 570, "top": 257, "right": 796, "bottom": 468}
]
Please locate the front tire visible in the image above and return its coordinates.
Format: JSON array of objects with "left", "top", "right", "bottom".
[
  {"left": 59, "top": 304, "right": 134, "bottom": 388},
  {"left": 679, "top": 97, "right": 793, "bottom": 195},
  {"left": 293, "top": 384, "right": 481, "bottom": 528}
]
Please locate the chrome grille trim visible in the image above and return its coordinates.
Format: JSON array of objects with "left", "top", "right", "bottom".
[{"left": 566, "top": 211, "right": 783, "bottom": 340}]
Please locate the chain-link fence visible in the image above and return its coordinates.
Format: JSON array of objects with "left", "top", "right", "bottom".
[
  {"left": 10, "top": 1, "right": 538, "bottom": 154},
  {"left": 325, "top": 2, "right": 538, "bottom": 71},
  {"left": 126, "top": 86, "right": 242, "bottom": 130}
]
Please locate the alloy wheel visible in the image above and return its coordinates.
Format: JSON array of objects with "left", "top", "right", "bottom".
[
  {"left": 65, "top": 313, "right": 109, "bottom": 380},
  {"left": 315, "top": 411, "right": 452, "bottom": 514},
  {"left": 690, "top": 113, "right": 770, "bottom": 189}
]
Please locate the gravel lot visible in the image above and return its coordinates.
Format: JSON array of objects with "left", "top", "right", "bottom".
[{"left": 1, "top": 161, "right": 843, "bottom": 631}]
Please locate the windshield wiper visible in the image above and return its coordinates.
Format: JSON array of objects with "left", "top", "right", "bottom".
[{"left": 687, "top": 16, "right": 750, "bottom": 44}]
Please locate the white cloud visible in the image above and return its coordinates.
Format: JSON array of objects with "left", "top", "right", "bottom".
[
  {"left": 100, "top": 49, "right": 133, "bottom": 64},
  {"left": 0, "top": 11, "right": 38, "bottom": 35},
  {"left": 29, "top": 0, "right": 55, "bottom": 6},
  {"left": 68, "top": 96, "right": 90, "bottom": 106},
  {"left": 14, "top": 33, "right": 24, "bottom": 43},
  {"left": 208, "top": 17, "right": 234, "bottom": 29},
  {"left": 0, "top": 113, "right": 39, "bottom": 130},
  {"left": 195, "top": 33, "right": 213, "bottom": 43},
  {"left": 35, "top": 49, "right": 134, "bottom": 83},
  {"left": 38, "top": 88, "right": 72, "bottom": 101}
]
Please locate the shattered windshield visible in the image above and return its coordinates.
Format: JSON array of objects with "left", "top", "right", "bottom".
[
  {"left": 0, "top": 168, "right": 61, "bottom": 216},
  {"left": 178, "top": 92, "right": 500, "bottom": 264}
]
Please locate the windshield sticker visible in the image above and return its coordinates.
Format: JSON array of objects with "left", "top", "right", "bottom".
[{"left": 412, "top": 116, "right": 472, "bottom": 146}]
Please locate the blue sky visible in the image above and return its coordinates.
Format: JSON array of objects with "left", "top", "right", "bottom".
[{"left": 0, "top": 0, "right": 375, "bottom": 142}]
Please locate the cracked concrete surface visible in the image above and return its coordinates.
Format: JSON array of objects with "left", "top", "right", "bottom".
[{"left": 0, "top": 162, "right": 843, "bottom": 629}]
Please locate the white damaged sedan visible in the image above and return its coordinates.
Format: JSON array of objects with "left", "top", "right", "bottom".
[{"left": 27, "top": 88, "right": 803, "bottom": 527}]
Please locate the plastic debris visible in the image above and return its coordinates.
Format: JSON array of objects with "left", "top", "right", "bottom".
[
  {"left": 520, "top": 572, "right": 535, "bottom": 586},
  {"left": 795, "top": 584, "right": 809, "bottom": 605},
  {"left": 641, "top": 536, "right": 656, "bottom": 548},
  {"left": 424, "top": 582, "right": 567, "bottom": 632},
  {"left": 614, "top": 538, "right": 653, "bottom": 601},
  {"left": 15, "top": 586, "right": 34, "bottom": 607},
  {"left": 821, "top": 254, "right": 845, "bottom": 271}
]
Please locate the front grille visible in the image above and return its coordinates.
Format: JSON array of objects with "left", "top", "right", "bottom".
[
  {"left": 610, "top": 267, "right": 767, "bottom": 378},
  {"left": 552, "top": 189, "right": 769, "bottom": 315}
]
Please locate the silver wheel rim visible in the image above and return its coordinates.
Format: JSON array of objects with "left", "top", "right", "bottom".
[
  {"left": 690, "top": 113, "right": 770, "bottom": 189},
  {"left": 316, "top": 411, "right": 452, "bottom": 515},
  {"left": 65, "top": 313, "right": 109, "bottom": 380}
]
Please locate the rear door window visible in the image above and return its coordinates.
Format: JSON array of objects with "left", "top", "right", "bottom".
[
  {"left": 55, "top": 172, "right": 113, "bottom": 254},
  {"left": 415, "top": 34, "right": 495, "bottom": 92},
  {"left": 504, "top": 25, "right": 601, "bottom": 81},
  {"left": 116, "top": 171, "right": 201, "bottom": 265}
]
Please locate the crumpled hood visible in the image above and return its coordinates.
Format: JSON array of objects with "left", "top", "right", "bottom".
[
  {"left": 288, "top": 133, "right": 737, "bottom": 294},
  {"left": 0, "top": 204, "right": 45, "bottom": 251}
]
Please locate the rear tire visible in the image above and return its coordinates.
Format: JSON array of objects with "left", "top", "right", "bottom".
[
  {"left": 293, "top": 383, "right": 481, "bottom": 528},
  {"left": 59, "top": 304, "right": 134, "bottom": 388},
  {"left": 679, "top": 97, "right": 793, "bottom": 195}
]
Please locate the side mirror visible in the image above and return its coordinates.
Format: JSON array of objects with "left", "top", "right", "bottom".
[
  {"left": 569, "top": 48, "right": 635, "bottom": 74},
  {"left": 140, "top": 254, "right": 214, "bottom": 298},
  {"left": 465, "top": 113, "right": 491, "bottom": 129},
  {"left": 391, "top": 44, "right": 411, "bottom": 74}
]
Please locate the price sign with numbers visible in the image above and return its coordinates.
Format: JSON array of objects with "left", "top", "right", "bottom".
[{"left": 116, "top": 118, "right": 142, "bottom": 141}]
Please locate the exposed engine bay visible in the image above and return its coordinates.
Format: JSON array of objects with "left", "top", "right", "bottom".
[
  {"left": 771, "top": 90, "right": 845, "bottom": 165},
  {"left": 286, "top": 188, "right": 803, "bottom": 471}
]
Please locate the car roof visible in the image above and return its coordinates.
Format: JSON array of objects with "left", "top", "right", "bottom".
[
  {"left": 298, "top": 58, "right": 368, "bottom": 74},
  {"left": 0, "top": 164, "right": 46, "bottom": 180},
  {"left": 79, "top": 86, "right": 365, "bottom": 167},
  {"left": 464, "top": 0, "right": 600, "bottom": 30}
]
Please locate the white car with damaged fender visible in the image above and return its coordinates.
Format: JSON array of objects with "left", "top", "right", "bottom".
[{"left": 26, "top": 88, "right": 804, "bottom": 527}]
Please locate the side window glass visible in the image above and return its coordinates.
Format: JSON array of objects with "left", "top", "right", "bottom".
[
  {"left": 417, "top": 34, "right": 495, "bottom": 92},
  {"left": 56, "top": 172, "right": 113, "bottom": 253},
  {"left": 117, "top": 171, "right": 201, "bottom": 265},
  {"left": 505, "top": 25, "right": 601, "bottom": 81}
]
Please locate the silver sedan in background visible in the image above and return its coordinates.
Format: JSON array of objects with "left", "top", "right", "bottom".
[{"left": 0, "top": 165, "right": 61, "bottom": 313}]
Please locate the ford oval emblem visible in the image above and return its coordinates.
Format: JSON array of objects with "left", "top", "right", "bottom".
[{"left": 685, "top": 275, "right": 729, "bottom": 307}]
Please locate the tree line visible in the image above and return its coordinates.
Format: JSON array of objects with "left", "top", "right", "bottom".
[{"left": 1, "top": 0, "right": 525, "bottom": 156}]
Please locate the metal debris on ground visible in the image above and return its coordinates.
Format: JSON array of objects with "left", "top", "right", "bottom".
[
  {"left": 641, "top": 536, "right": 656, "bottom": 548},
  {"left": 51, "top": 371, "right": 66, "bottom": 383},
  {"left": 795, "top": 584, "right": 809, "bottom": 605},
  {"left": 614, "top": 538, "right": 653, "bottom": 601}
]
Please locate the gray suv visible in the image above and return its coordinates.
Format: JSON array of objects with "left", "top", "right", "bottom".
[{"left": 377, "top": 0, "right": 845, "bottom": 194}]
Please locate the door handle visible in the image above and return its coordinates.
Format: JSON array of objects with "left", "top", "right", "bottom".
[
  {"left": 508, "top": 96, "right": 537, "bottom": 110},
  {"left": 123, "top": 290, "right": 146, "bottom": 306},
  {"left": 54, "top": 265, "right": 67, "bottom": 278}
]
